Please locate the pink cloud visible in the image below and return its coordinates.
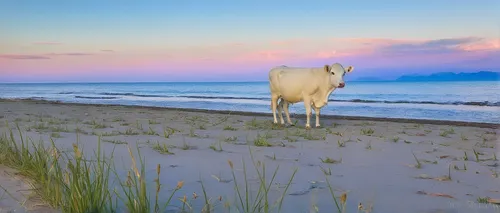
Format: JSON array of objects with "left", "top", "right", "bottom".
[
  {"left": 48, "top": 52, "right": 94, "bottom": 56},
  {"left": 2, "top": 36, "right": 497, "bottom": 79},
  {"left": 0, "top": 54, "right": 51, "bottom": 60},
  {"left": 0, "top": 52, "right": 96, "bottom": 60},
  {"left": 457, "top": 38, "right": 500, "bottom": 51},
  {"left": 101, "top": 49, "right": 115, "bottom": 52}
]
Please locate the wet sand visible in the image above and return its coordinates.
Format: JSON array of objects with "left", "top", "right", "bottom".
[{"left": 0, "top": 99, "right": 499, "bottom": 213}]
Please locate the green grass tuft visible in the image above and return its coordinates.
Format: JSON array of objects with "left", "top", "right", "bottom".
[
  {"left": 223, "top": 125, "right": 238, "bottom": 131},
  {"left": 392, "top": 136, "right": 399, "bottom": 142},
  {"left": 360, "top": 128, "right": 375, "bottom": 136},
  {"left": 254, "top": 134, "right": 272, "bottom": 147},
  {"left": 319, "top": 157, "right": 342, "bottom": 164},
  {"left": 152, "top": 141, "right": 174, "bottom": 155}
]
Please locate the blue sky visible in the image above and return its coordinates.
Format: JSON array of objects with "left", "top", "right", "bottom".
[{"left": 0, "top": 0, "right": 499, "bottom": 82}]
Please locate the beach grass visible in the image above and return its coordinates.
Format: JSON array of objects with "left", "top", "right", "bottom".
[
  {"left": 2, "top": 119, "right": 345, "bottom": 213},
  {"left": 0, "top": 122, "right": 116, "bottom": 212}
]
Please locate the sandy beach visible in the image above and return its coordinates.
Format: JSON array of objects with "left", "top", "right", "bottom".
[{"left": 0, "top": 98, "right": 498, "bottom": 213}]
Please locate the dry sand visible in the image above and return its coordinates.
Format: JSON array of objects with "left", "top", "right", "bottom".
[{"left": 0, "top": 99, "right": 499, "bottom": 213}]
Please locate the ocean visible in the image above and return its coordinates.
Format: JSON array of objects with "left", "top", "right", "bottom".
[{"left": 1, "top": 81, "right": 499, "bottom": 124}]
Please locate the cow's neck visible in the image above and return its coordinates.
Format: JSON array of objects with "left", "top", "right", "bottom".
[{"left": 312, "top": 83, "right": 335, "bottom": 108}]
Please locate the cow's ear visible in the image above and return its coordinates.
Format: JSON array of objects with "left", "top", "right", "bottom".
[
  {"left": 346, "top": 66, "right": 354, "bottom": 73},
  {"left": 324, "top": 65, "right": 330, "bottom": 72}
]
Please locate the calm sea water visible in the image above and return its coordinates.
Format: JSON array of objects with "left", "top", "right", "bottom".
[{"left": 1, "top": 81, "right": 499, "bottom": 124}]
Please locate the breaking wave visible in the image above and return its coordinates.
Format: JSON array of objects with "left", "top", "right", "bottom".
[
  {"left": 67, "top": 92, "right": 500, "bottom": 107},
  {"left": 74, "top": 96, "right": 118, "bottom": 100}
]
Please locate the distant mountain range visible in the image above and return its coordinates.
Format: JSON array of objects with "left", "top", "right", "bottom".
[{"left": 353, "top": 71, "right": 500, "bottom": 82}]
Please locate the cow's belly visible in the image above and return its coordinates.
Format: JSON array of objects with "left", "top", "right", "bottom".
[
  {"left": 282, "top": 94, "right": 303, "bottom": 103},
  {"left": 280, "top": 89, "right": 304, "bottom": 103}
]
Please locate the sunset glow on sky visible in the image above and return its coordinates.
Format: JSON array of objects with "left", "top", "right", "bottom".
[{"left": 1, "top": 0, "right": 499, "bottom": 82}]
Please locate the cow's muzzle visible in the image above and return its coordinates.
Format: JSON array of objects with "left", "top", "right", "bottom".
[{"left": 338, "top": 82, "right": 345, "bottom": 88}]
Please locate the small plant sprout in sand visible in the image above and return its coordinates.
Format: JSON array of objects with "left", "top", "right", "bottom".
[
  {"left": 337, "top": 139, "right": 345, "bottom": 148},
  {"left": 152, "top": 141, "right": 174, "bottom": 155},
  {"left": 463, "top": 151, "right": 469, "bottom": 161},
  {"left": 148, "top": 119, "right": 160, "bottom": 125},
  {"left": 50, "top": 132, "right": 62, "bottom": 138},
  {"left": 209, "top": 141, "right": 223, "bottom": 152},
  {"left": 144, "top": 127, "right": 159, "bottom": 136},
  {"left": 163, "top": 127, "right": 176, "bottom": 138},
  {"left": 89, "top": 120, "right": 108, "bottom": 129},
  {"left": 103, "top": 139, "right": 127, "bottom": 144},
  {"left": 360, "top": 128, "right": 375, "bottom": 136},
  {"left": 245, "top": 117, "right": 259, "bottom": 129},
  {"left": 283, "top": 134, "right": 297, "bottom": 143},
  {"left": 124, "top": 128, "right": 140, "bottom": 135},
  {"left": 439, "top": 128, "right": 455, "bottom": 137},
  {"left": 477, "top": 197, "right": 489, "bottom": 204},
  {"left": 224, "top": 136, "right": 238, "bottom": 143},
  {"left": 180, "top": 137, "right": 196, "bottom": 150},
  {"left": 304, "top": 131, "right": 322, "bottom": 140},
  {"left": 319, "top": 165, "right": 332, "bottom": 176},
  {"left": 198, "top": 124, "right": 206, "bottom": 130},
  {"left": 189, "top": 128, "right": 199, "bottom": 137},
  {"left": 265, "top": 153, "right": 277, "bottom": 160},
  {"left": 473, "top": 149, "right": 481, "bottom": 162},
  {"left": 460, "top": 133, "right": 468, "bottom": 141},
  {"left": 412, "top": 152, "right": 422, "bottom": 169},
  {"left": 254, "top": 134, "right": 272, "bottom": 147},
  {"left": 320, "top": 157, "right": 342, "bottom": 164},
  {"left": 223, "top": 125, "right": 238, "bottom": 131},
  {"left": 392, "top": 136, "right": 399, "bottom": 143}
]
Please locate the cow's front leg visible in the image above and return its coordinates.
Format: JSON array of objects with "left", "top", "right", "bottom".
[
  {"left": 283, "top": 101, "right": 293, "bottom": 126},
  {"left": 313, "top": 106, "right": 321, "bottom": 128},
  {"left": 277, "top": 99, "right": 285, "bottom": 125},
  {"left": 271, "top": 95, "right": 279, "bottom": 124},
  {"left": 304, "top": 99, "right": 312, "bottom": 130}
]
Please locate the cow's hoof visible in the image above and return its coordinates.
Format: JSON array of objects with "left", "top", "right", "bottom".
[
  {"left": 305, "top": 126, "right": 311, "bottom": 130},
  {"left": 316, "top": 125, "right": 321, "bottom": 128}
]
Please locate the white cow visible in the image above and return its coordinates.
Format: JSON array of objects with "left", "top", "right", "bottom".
[{"left": 268, "top": 63, "right": 354, "bottom": 129}]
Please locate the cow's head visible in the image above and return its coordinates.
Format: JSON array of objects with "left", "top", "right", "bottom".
[{"left": 324, "top": 63, "right": 354, "bottom": 88}]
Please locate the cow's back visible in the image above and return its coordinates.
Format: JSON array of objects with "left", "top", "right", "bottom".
[{"left": 269, "top": 66, "right": 321, "bottom": 102}]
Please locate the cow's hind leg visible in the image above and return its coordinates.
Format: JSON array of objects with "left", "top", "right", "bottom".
[
  {"left": 283, "top": 101, "right": 293, "bottom": 126},
  {"left": 313, "top": 106, "right": 321, "bottom": 128},
  {"left": 271, "top": 94, "right": 279, "bottom": 124}
]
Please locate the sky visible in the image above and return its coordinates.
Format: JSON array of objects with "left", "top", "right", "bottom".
[{"left": 0, "top": 0, "right": 499, "bottom": 82}]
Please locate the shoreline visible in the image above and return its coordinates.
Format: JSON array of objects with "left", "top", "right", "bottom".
[{"left": 1, "top": 98, "right": 498, "bottom": 129}]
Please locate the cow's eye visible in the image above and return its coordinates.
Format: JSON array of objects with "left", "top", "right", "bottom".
[{"left": 331, "top": 72, "right": 335, "bottom": 75}]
